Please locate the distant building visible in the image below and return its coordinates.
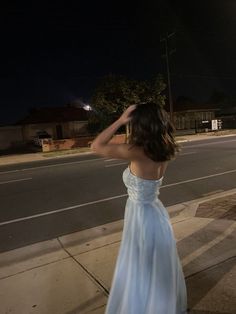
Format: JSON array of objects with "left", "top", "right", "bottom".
[
  {"left": 0, "top": 125, "right": 23, "bottom": 150},
  {"left": 216, "top": 106, "right": 236, "bottom": 129},
  {"left": 172, "top": 97, "right": 220, "bottom": 130},
  {"left": 16, "top": 105, "right": 90, "bottom": 142}
]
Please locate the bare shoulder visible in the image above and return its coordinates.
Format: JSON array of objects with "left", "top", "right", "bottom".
[
  {"left": 91, "top": 143, "right": 145, "bottom": 160},
  {"left": 130, "top": 159, "right": 169, "bottom": 180}
]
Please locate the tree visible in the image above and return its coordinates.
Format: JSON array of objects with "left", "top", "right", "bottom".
[
  {"left": 148, "top": 75, "right": 167, "bottom": 106},
  {"left": 89, "top": 74, "right": 166, "bottom": 134}
]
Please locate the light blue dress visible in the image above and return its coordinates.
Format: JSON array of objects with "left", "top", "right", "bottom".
[{"left": 105, "top": 167, "right": 187, "bottom": 314}]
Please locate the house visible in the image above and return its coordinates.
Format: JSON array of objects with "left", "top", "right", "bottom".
[
  {"left": 216, "top": 106, "right": 236, "bottom": 129},
  {"left": 16, "top": 105, "right": 89, "bottom": 142},
  {"left": 0, "top": 125, "right": 23, "bottom": 150},
  {"left": 172, "top": 97, "right": 220, "bottom": 130}
]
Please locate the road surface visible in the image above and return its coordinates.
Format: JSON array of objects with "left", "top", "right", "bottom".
[{"left": 0, "top": 136, "right": 236, "bottom": 252}]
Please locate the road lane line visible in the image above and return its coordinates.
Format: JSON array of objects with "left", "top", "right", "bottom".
[
  {"left": 105, "top": 155, "right": 199, "bottom": 165},
  {"left": 105, "top": 162, "right": 128, "bottom": 167},
  {"left": 0, "top": 177, "right": 32, "bottom": 185},
  {"left": 179, "top": 152, "right": 196, "bottom": 156},
  {"left": 0, "top": 194, "right": 128, "bottom": 226},
  {"left": 104, "top": 158, "right": 119, "bottom": 162},
  {"left": 162, "top": 168, "right": 236, "bottom": 188},
  {"left": 183, "top": 139, "right": 236, "bottom": 148},
  {"left": 1, "top": 168, "right": 236, "bottom": 226},
  {"left": 0, "top": 158, "right": 104, "bottom": 175}
]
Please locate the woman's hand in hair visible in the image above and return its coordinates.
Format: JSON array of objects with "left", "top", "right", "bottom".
[{"left": 118, "top": 105, "right": 136, "bottom": 125}]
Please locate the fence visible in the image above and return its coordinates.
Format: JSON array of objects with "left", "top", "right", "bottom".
[{"left": 42, "top": 134, "right": 126, "bottom": 152}]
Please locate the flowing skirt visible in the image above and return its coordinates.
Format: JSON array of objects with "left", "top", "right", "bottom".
[{"left": 105, "top": 198, "right": 187, "bottom": 314}]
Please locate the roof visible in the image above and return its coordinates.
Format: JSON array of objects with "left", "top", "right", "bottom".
[
  {"left": 16, "top": 106, "right": 89, "bottom": 125},
  {"left": 171, "top": 98, "right": 220, "bottom": 112}
]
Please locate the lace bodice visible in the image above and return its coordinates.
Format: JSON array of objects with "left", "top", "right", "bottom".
[{"left": 123, "top": 167, "right": 163, "bottom": 203}]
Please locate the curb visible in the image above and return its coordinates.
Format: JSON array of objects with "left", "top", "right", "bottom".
[{"left": 177, "top": 133, "right": 236, "bottom": 143}]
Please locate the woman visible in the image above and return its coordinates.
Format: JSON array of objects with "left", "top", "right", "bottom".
[{"left": 91, "top": 102, "right": 187, "bottom": 314}]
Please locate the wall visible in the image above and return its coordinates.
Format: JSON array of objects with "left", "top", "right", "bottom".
[
  {"left": 42, "top": 134, "right": 126, "bottom": 152},
  {"left": 174, "top": 110, "right": 215, "bottom": 130},
  {"left": 68, "top": 121, "right": 88, "bottom": 137},
  {"left": 22, "top": 121, "right": 89, "bottom": 141},
  {"left": 0, "top": 126, "right": 23, "bottom": 150},
  {"left": 109, "top": 134, "right": 126, "bottom": 144},
  {"left": 22, "top": 123, "right": 56, "bottom": 141}
]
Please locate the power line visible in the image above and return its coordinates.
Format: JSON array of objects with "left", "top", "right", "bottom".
[{"left": 171, "top": 73, "right": 236, "bottom": 80}]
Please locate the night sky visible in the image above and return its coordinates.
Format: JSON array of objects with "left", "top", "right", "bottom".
[{"left": 1, "top": 0, "right": 236, "bottom": 124}]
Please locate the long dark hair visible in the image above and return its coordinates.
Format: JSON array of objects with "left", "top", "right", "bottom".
[{"left": 129, "top": 102, "right": 179, "bottom": 161}]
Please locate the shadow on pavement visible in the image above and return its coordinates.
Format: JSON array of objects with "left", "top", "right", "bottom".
[
  {"left": 65, "top": 294, "right": 105, "bottom": 314},
  {"left": 177, "top": 202, "right": 236, "bottom": 311}
]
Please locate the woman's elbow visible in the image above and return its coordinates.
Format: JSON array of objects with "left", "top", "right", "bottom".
[
  {"left": 90, "top": 141, "right": 96, "bottom": 151},
  {"left": 90, "top": 141, "right": 101, "bottom": 153}
]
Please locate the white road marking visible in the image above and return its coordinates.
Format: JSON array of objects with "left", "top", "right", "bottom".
[
  {"left": 1, "top": 167, "right": 236, "bottom": 226},
  {"left": 0, "top": 194, "right": 128, "bottom": 226},
  {"left": 104, "top": 158, "right": 119, "bottom": 162},
  {"left": 105, "top": 162, "right": 128, "bottom": 167},
  {"left": 179, "top": 151, "right": 196, "bottom": 156},
  {"left": 0, "top": 177, "right": 32, "bottom": 185},
  {"left": 162, "top": 168, "right": 236, "bottom": 188},
  {"left": 0, "top": 158, "right": 104, "bottom": 175},
  {"left": 183, "top": 138, "right": 236, "bottom": 148},
  {"left": 104, "top": 151, "right": 197, "bottom": 161}
]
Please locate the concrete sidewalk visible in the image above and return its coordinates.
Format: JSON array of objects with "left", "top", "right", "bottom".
[
  {"left": 0, "top": 132, "right": 236, "bottom": 166},
  {"left": 0, "top": 189, "right": 235, "bottom": 314}
]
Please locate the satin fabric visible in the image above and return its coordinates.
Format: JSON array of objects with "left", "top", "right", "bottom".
[{"left": 105, "top": 167, "right": 187, "bottom": 314}]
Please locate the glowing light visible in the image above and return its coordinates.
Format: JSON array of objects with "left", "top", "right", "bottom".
[{"left": 83, "top": 104, "right": 92, "bottom": 111}]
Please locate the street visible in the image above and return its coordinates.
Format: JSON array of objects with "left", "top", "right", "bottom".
[{"left": 0, "top": 136, "right": 236, "bottom": 253}]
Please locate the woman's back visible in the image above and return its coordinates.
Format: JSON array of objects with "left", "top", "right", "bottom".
[{"left": 130, "top": 157, "right": 168, "bottom": 181}]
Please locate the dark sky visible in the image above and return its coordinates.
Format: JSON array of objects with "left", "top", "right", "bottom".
[{"left": 1, "top": 0, "right": 236, "bottom": 124}]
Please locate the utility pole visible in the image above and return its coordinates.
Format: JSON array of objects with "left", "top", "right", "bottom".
[{"left": 160, "top": 32, "right": 176, "bottom": 123}]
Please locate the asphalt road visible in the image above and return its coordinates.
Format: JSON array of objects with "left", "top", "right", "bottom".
[{"left": 0, "top": 136, "right": 236, "bottom": 253}]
